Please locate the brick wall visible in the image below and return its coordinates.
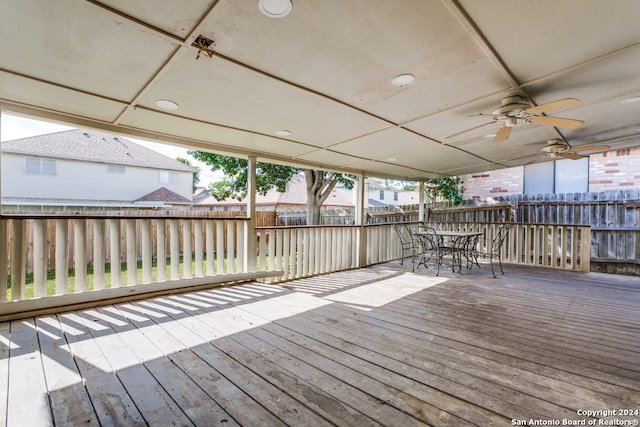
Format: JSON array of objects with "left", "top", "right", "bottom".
[
  {"left": 462, "top": 145, "right": 640, "bottom": 199},
  {"left": 589, "top": 146, "right": 640, "bottom": 191},
  {"left": 462, "top": 166, "right": 523, "bottom": 199}
]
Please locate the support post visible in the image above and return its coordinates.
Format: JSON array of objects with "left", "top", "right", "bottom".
[
  {"left": 245, "top": 155, "right": 257, "bottom": 272},
  {"left": 355, "top": 174, "right": 367, "bottom": 267},
  {"left": 418, "top": 181, "right": 425, "bottom": 222}
]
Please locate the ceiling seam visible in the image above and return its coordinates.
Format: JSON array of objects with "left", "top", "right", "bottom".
[{"left": 87, "top": 0, "right": 223, "bottom": 126}]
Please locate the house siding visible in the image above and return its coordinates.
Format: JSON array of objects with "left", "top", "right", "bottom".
[{"left": 1, "top": 153, "right": 193, "bottom": 202}]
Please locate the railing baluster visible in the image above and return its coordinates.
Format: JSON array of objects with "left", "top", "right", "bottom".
[
  {"left": 73, "top": 219, "right": 87, "bottom": 292},
  {"left": 216, "top": 221, "right": 224, "bottom": 274},
  {"left": 126, "top": 219, "right": 137, "bottom": 285},
  {"left": 322, "top": 228, "right": 333, "bottom": 273},
  {"left": 295, "top": 229, "right": 303, "bottom": 277},
  {"left": 56, "top": 219, "right": 69, "bottom": 294},
  {"left": 312, "top": 227, "right": 322, "bottom": 274},
  {"left": 194, "top": 219, "right": 203, "bottom": 277},
  {"left": 226, "top": 220, "right": 235, "bottom": 274},
  {"left": 206, "top": 220, "right": 215, "bottom": 275},
  {"left": 268, "top": 229, "right": 276, "bottom": 272},
  {"left": 258, "top": 229, "right": 266, "bottom": 271},
  {"left": 560, "top": 226, "right": 568, "bottom": 269},
  {"left": 183, "top": 219, "right": 192, "bottom": 278},
  {"left": 169, "top": 219, "right": 180, "bottom": 280},
  {"left": 282, "top": 229, "right": 290, "bottom": 279},
  {"left": 237, "top": 221, "right": 245, "bottom": 273},
  {"left": 302, "top": 228, "right": 310, "bottom": 277},
  {"left": 156, "top": 219, "right": 166, "bottom": 282},
  {"left": 551, "top": 225, "right": 559, "bottom": 268},
  {"left": 10, "top": 219, "right": 26, "bottom": 300},
  {"left": 275, "top": 229, "right": 283, "bottom": 277},
  {"left": 141, "top": 219, "right": 152, "bottom": 284},
  {"left": 0, "top": 219, "right": 7, "bottom": 301},
  {"left": 94, "top": 220, "right": 105, "bottom": 290},
  {"left": 33, "top": 219, "right": 47, "bottom": 298}
]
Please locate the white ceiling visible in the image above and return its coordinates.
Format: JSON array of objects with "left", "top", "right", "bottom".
[{"left": 2, "top": 0, "right": 640, "bottom": 180}]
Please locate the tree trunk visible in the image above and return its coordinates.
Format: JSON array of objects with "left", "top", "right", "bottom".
[
  {"left": 304, "top": 169, "right": 339, "bottom": 225},
  {"left": 306, "top": 198, "right": 321, "bottom": 225}
]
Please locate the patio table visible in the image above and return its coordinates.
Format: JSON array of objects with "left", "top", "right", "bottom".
[{"left": 414, "top": 230, "right": 484, "bottom": 274}]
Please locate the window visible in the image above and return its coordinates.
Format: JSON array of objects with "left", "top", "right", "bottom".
[
  {"left": 524, "top": 157, "right": 589, "bottom": 194},
  {"left": 524, "top": 162, "right": 554, "bottom": 195},
  {"left": 394, "top": 192, "right": 398, "bottom": 201},
  {"left": 26, "top": 157, "right": 57, "bottom": 176},
  {"left": 379, "top": 190, "right": 384, "bottom": 200},
  {"left": 107, "top": 165, "right": 126, "bottom": 174},
  {"left": 555, "top": 157, "right": 588, "bottom": 193},
  {"left": 160, "top": 170, "right": 179, "bottom": 185}
]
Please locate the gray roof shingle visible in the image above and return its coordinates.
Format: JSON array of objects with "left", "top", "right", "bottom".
[
  {"left": 1, "top": 129, "right": 194, "bottom": 172},
  {"left": 135, "top": 187, "right": 192, "bottom": 204}
]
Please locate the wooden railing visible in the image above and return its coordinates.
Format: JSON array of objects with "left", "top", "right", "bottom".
[
  {"left": 0, "top": 216, "right": 590, "bottom": 318},
  {"left": 0, "top": 214, "right": 281, "bottom": 317},
  {"left": 256, "top": 225, "right": 361, "bottom": 282},
  {"left": 428, "top": 221, "right": 591, "bottom": 272}
]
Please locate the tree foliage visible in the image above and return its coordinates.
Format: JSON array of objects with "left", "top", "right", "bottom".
[
  {"left": 426, "top": 176, "right": 464, "bottom": 204},
  {"left": 188, "top": 151, "right": 354, "bottom": 224}
]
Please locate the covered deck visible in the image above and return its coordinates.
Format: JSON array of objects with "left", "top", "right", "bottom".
[{"left": 2, "top": 262, "right": 639, "bottom": 426}]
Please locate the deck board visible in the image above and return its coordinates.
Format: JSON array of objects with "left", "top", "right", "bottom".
[{"left": 1, "top": 262, "right": 639, "bottom": 426}]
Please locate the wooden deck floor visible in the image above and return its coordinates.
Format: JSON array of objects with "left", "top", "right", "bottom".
[{"left": 1, "top": 261, "right": 639, "bottom": 426}]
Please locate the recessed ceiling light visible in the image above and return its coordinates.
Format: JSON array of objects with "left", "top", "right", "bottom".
[
  {"left": 391, "top": 74, "right": 415, "bottom": 87},
  {"left": 275, "top": 129, "right": 291, "bottom": 136},
  {"left": 621, "top": 95, "right": 640, "bottom": 105},
  {"left": 386, "top": 157, "right": 398, "bottom": 162},
  {"left": 258, "top": 0, "right": 292, "bottom": 18},
  {"left": 155, "top": 99, "right": 179, "bottom": 110},
  {"left": 485, "top": 133, "right": 496, "bottom": 138}
]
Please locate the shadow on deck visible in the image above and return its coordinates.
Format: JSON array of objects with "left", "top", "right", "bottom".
[{"left": 2, "top": 261, "right": 639, "bottom": 426}]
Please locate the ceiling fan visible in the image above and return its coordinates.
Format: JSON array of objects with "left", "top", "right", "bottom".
[
  {"left": 446, "top": 96, "right": 585, "bottom": 142},
  {"left": 541, "top": 139, "right": 610, "bottom": 160}
]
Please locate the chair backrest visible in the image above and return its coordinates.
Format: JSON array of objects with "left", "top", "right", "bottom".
[
  {"left": 394, "top": 223, "right": 413, "bottom": 246},
  {"left": 416, "top": 226, "right": 439, "bottom": 251},
  {"left": 490, "top": 224, "right": 510, "bottom": 254}
]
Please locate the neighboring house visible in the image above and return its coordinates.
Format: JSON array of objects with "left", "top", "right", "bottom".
[
  {"left": 1, "top": 129, "right": 194, "bottom": 210},
  {"left": 363, "top": 179, "right": 420, "bottom": 207},
  {"left": 462, "top": 145, "right": 640, "bottom": 199},
  {"left": 194, "top": 173, "right": 354, "bottom": 212},
  {"left": 194, "top": 175, "right": 422, "bottom": 212}
]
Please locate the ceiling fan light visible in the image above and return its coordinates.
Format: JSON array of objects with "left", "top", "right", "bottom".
[{"left": 258, "top": 0, "right": 292, "bottom": 18}]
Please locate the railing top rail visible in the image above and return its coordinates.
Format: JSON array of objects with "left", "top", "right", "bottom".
[
  {"left": 257, "top": 224, "right": 359, "bottom": 230},
  {"left": 0, "top": 213, "right": 250, "bottom": 221},
  {"left": 424, "top": 220, "right": 591, "bottom": 228}
]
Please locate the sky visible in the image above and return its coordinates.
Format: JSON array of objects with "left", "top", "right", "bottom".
[{"left": 0, "top": 113, "right": 221, "bottom": 188}]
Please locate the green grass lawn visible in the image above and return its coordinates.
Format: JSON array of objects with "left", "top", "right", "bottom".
[{"left": 5, "top": 256, "right": 240, "bottom": 300}]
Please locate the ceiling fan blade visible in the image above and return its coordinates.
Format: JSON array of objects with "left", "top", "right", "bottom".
[
  {"left": 529, "top": 116, "right": 584, "bottom": 129},
  {"left": 445, "top": 121, "right": 495, "bottom": 139},
  {"left": 570, "top": 145, "right": 611, "bottom": 152},
  {"left": 561, "top": 151, "right": 583, "bottom": 160},
  {"left": 525, "top": 98, "right": 582, "bottom": 114},
  {"left": 494, "top": 126, "right": 511, "bottom": 142}
]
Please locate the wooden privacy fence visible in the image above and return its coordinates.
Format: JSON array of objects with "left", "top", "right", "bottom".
[{"left": 428, "top": 190, "right": 640, "bottom": 274}]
